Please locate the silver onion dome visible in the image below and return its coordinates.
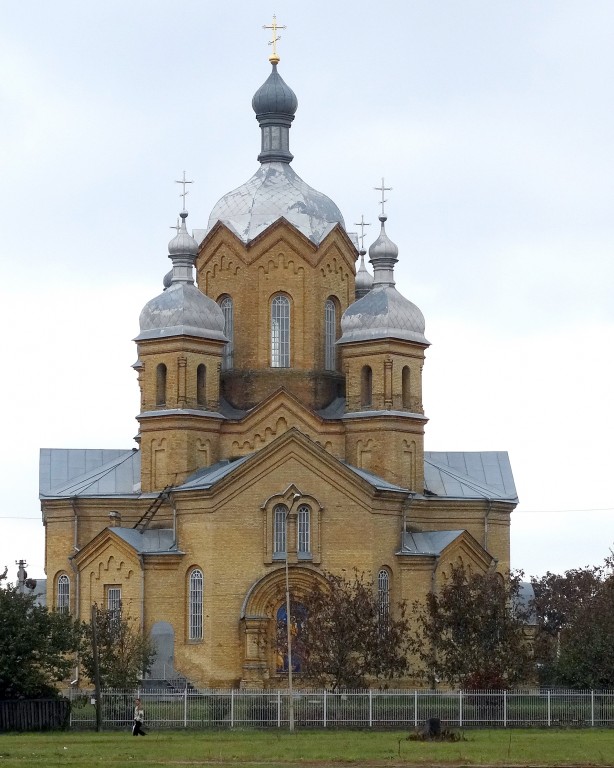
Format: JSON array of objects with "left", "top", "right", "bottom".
[
  {"left": 136, "top": 211, "right": 226, "bottom": 342},
  {"left": 338, "top": 216, "right": 429, "bottom": 346},
  {"left": 354, "top": 250, "right": 373, "bottom": 299},
  {"left": 206, "top": 62, "right": 345, "bottom": 245}
]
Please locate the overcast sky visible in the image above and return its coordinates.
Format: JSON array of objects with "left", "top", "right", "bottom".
[{"left": 1, "top": 1, "right": 612, "bottom": 584}]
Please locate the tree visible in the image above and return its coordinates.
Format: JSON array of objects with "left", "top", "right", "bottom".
[
  {"left": 81, "top": 607, "right": 155, "bottom": 689},
  {"left": 411, "top": 564, "right": 532, "bottom": 689},
  {"left": 532, "top": 556, "right": 614, "bottom": 688},
  {"left": 287, "top": 570, "right": 411, "bottom": 690},
  {"left": 531, "top": 564, "right": 604, "bottom": 685},
  {"left": 0, "top": 573, "right": 84, "bottom": 699}
]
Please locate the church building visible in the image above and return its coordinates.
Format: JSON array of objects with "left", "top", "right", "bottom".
[{"left": 40, "top": 47, "right": 518, "bottom": 689}]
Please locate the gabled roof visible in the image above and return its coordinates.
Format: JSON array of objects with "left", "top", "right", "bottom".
[
  {"left": 424, "top": 451, "right": 517, "bottom": 502},
  {"left": 176, "top": 456, "right": 252, "bottom": 491},
  {"left": 399, "top": 529, "right": 464, "bottom": 556},
  {"left": 111, "top": 527, "right": 181, "bottom": 555},
  {"left": 40, "top": 448, "right": 140, "bottom": 499}
]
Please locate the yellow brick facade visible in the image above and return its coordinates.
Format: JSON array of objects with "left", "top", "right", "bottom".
[{"left": 41, "top": 62, "right": 517, "bottom": 690}]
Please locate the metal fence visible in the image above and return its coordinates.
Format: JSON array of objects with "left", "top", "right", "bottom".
[{"left": 64, "top": 688, "right": 614, "bottom": 729}]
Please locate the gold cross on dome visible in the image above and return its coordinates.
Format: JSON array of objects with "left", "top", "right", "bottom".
[
  {"left": 374, "top": 177, "right": 392, "bottom": 216},
  {"left": 353, "top": 215, "right": 371, "bottom": 251},
  {"left": 263, "top": 14, "right": 286, "bottom": 63},
  {"left": 175, "top": 171, "right": 193, "bottom": 211}
]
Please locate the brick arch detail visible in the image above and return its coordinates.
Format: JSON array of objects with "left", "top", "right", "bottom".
[{"left": 240, "top": 565, "right": 328, "bottom": 620}]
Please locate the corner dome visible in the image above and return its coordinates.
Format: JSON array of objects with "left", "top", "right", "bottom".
[
  {"left": 338, "top": 286, "right": 428, "bottom": 346},
  {"left": 136, "top": 210, "right": 227, "bottom": 342},
  {"left": 207, "top": 162, "right": 345, "bottom": 245},
  {"left": 136, "top": 283, "right": 226, "bottom": 342}
]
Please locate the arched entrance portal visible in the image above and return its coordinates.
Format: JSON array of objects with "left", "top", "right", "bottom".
[{"left": 240, "top": 565, "right": 327, "bottom": 688}]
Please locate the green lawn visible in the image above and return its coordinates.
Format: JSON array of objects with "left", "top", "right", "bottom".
[{"left": 0, "top": 728, "right": 613, "bottom": 767}]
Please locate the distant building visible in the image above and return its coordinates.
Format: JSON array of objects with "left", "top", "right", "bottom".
[{"left": 41, "top": 53, "right": 517, "bottom": 688}]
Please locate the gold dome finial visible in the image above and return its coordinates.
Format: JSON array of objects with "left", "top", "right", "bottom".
[{"left": 263, "top": 13, "right": 286, "bottom": 64}]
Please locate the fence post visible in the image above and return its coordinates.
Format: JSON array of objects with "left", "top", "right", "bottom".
[
  {"left": 277, "top": 691, "right": 281, "bottom": 728},
  {"left": 591, "top": 690, "right": 595, "bottom": 727},
  {"left": 547, "top": 689, "right": 551, "bottom": 727},
  {"left": 323, "top": 690, "right": 327, "bottom": 728},
  {"left": 459, "top": 690, "right": 463, "bottom": 728},
  {"left": 504, "top": 690, "right": 507, "bottom": 728},
  {"left": 184, "top": 686, "right": 188, "bottom": 728},
  {"left": 414, "top": 690, "right": 418, "bottom": 728},
  {"left": 231, "top": 689, "right": 234, "bottom": 729},
  {"left": 369, "top": 689, "right": 373, "bottom": 728}
]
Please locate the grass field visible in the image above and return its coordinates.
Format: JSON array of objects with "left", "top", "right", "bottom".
[{"left": 0, "top": 729, "right": 613, "bottom": 768}]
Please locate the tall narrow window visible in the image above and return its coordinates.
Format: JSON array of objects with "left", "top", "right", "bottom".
[
  {"left": 220, "top": 296, "right": 234, "bottom": 370},
  {"left": 273, "top": 504, "right": 288, "bottom": 556},
  {"left": 378, "top": 569, "right": 390, "bottom": 625},
  {"left": 324, "top": 299, "right": 336, "bottom": 371},
  {"left": 57, "top": 574, "right": 70, "bottom": 614},
  {"left": 271, "top": 295, "right": 290, "bottom": 368},
  {"left": 298, "top": 505, "right": 311, "bottom": 555},
  {"left": 402, "top": 366, "right": 411, "bottom": 409},
  {"left": 107, "top": 586, "right": 122, "bottom": 630},
  {"left": 156, "top": 363, "right": 167, "bottom": 407},
  {"left": 361, "top": 365, "right": 372, "bottom": 407},
  {"left": 189, "top": 568, "right": 204, "bottom": 640},
  {"left": 197, "top": 364, "right": 207, "bottom": 407}
]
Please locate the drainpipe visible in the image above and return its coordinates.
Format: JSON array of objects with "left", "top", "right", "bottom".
[
  {"left": 483, "top": 499, "right": 493, "bottom": 551},
  {"left": 430, "top": 554, "right": 440, "bottom": 594},
  {"left": 68, "top": 554, "right": 80, "bottom": 684},
  {"left": 138, "top": 554, "right": 145, "bottom": 634},
  {"left": 70, "top": 497, "right": 79, "bottom": 552}
]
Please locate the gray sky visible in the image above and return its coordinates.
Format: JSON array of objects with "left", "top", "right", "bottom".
[{"left": 1, "top": 1, "right": 612, "bottom": 583}]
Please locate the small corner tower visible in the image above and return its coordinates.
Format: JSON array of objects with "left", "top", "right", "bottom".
[
  {"left": 338, "top": 185, "right": 429, "bottom": 491},
  {"left": 134, "top": 207, "right": 227, "bottom": 492}
]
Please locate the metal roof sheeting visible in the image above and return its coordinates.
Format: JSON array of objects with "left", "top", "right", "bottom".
[
  {"left": 40, "top": 448, "right": 139, "bottom": 498},
  {"left": 424, "top": 451, "right": 517, "bottom": 501}
]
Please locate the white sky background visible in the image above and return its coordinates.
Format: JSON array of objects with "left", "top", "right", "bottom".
[{"left": 0, "top": 1, "right": 612, "bottom": 583}]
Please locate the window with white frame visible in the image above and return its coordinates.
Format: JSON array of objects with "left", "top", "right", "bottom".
[
  {"left": 220, "top": 296, "right": 234, "bottom": 370},
  {"left": 106, "top": 586, "right": 122, "bottom": 629},
  {"left": 378, "top": 569, "right": 390, "bottom": 625},
  {"left": 273, "top": 504, "right": 288, "bottom": 556},
  {"left": 271, "top": 295, "right": 290, "bottom": 368},
  {"left": 324, "top": 299, "right": 336, "bottom": 371},
  {"left": 189, "top": 568, "right": 204, "bottom": 640},
  {"left": 298, "top": 504, "right": 311, "bottom": 554},
  {"left": 57, "top": 574, "right": 70, "bottom": 613}
]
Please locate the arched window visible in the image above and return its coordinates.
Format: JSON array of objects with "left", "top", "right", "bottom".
[
  {"left": 57, "top": 574, "right": 70, "bottom": 614},
  {"left": 271, "top": 295, "right": 290, "bottom": 368},
  {"left": 324, "top": 299, "right": 337, "bottom": 371},
  {"left": 197, "top": 364, "right": 206, "bottom": 407},
  {"left": 402, "top": 366, "right": 411, "bottom": 409},
  {"left": 276, "top": 603, "right": 307, "bottom": 673},
  {"left": 188, "top": 568, "right": 204, "bottom": 641},
  {"left": 297, "top": 504, "right": 311, "bottom": 555},
  {"left": 220, "top": 296, "right": 234, "bottom": 370},
  {"left": 361, "top": 365, "right": 372, "bottom": 407},
  {"left": 156, "top": 363, "right": 167, "bottom": 407},
  {"left": 273, "top": 504, "right": 288, "bottom": 556},
  {"left": 378, "top": 569, "right": 390, "bottom": 625}
]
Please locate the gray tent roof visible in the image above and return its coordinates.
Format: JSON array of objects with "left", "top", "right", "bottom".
[
  {"left": 40, "top": 448, "right": 140, "bottom": 498},
  {"left": 424, "top": 451, "right": 517, "bottom": 501},
  {"left": 40, "top": 447, "right": 516, "bottom": 504}
]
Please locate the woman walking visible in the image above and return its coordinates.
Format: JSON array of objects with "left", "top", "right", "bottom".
[{"left": 132, "top": 697, "right": 147, "bottom": 736}]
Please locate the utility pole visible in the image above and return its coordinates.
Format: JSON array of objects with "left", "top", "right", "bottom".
[{"left": 91, "top": 604, "right": 102, "bottom": 732}]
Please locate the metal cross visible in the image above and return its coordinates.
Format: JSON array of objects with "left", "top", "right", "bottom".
[
  {"left": 169, "top": 217, "right": 180, "bottom": 232},
  {"left": 353, "top": 214, "right": 371, "bottom": 251},
  {"left": 175, "top": 171, "right": 193, "bottom": 211},
  {"left": 263, "top": 14, "right": 286, "bottom": 62},
  {"left": 374, "top": 177, "right": 392, "bottom": 217}
]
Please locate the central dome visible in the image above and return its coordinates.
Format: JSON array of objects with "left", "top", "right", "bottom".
[
  {"left": 208, "top": 162, "right": 345, "bottom": 245},
  {"left": 207, "top": 62, "right": 345, "bottom": 245}
]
